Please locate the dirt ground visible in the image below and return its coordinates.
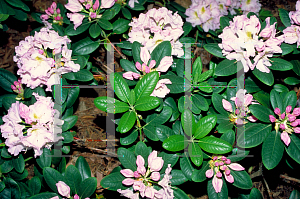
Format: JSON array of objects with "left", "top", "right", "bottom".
[{"left": 1, "top": 0, "right": 300, "bottom": 198}]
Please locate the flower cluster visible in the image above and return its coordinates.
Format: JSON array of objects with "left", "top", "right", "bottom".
[
  {"left": 222, "top": 89, "right": 257, "bottom": 125},
  {"left": 0, "top": 93, "right": 63, "bottom": 157},
  {"left": 206, "top": 155, "right": 245, "bottom": 193},
  {"left": 128, "top": 7, "right": 184, "bottom": 57},
  {"left": 219, "top": 15, "right": 284, "bottom": 73},
  {"left": 122, "top": 47, "right": 172, "bottom": 98},
  {"left": 65, "top": 0, "right": 115, "bottom": 30},
  {"left": 282, "top": 1, "right": 300, "bottom": 47},
  {"left": 185, "top": 0, "right": 261, "bottom": 32},
  {"left": 11, "top": 79, "right": 24, "bottom": 100},
  {"left": 51, "top": 181, "right": 90, "bottom": 199},
  {"left": 13, "top": 27, "right": 80, "bottom": 91},
  {"left": 118, "top": 151, "right": 174, "bottom": 199},
  {"left": 41, "top": 2, "right": 64, "bottom": 25},
  {"left": 269, "top": 106, "right": 300, "bottom": 146}
]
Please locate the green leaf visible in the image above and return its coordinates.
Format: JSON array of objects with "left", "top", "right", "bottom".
[
  {"left": 101, "top": 9, "right": 114, "bottom": 20},
  {"left": 215, "top": 59, "right": 242, "bottom": 76},
  {"left": 132, "top": 41, "right": 143, "bottom": 64},
  {"left": 77, "top": 177, "right": 97, "bottom": 199},
  {"left": 180, "top": 153, "right": 195, "bottom": 181},
  {"left": 36, "top": 148, "right": 52, "bottom": 169},
  {"left": 289, "top": 190, "right": 300, "bottom": 199},
  {"left": 118, "top": 111, "right": 136, "bottom": 133},
  {"left": 193, "top": 115, "right": 217, "bottom": 139},
  {"left": 75, "top": 156, "right": 91, "bottom": 181},
  {"left": 227, "top": 148, "right": 250, "bottom": 162},
  {"left": 173, "top": 186, "right": 190, "bottom": 199},
  {"left": 62, "top": 115, "right": 78, "bottom": 132},
  {"left": 192, "top": 57, "right": 202, "bottom": 84},
  {"left": 0, "top": 1, "right": 15, "bottom": 15},
  {"left": 291, "top": 59, "right": 300, "bottom": 76},
  {"left": 286, "top": 134, "right": 300, "bottom": 164},
  {"left": 120, "top": 129, "right": 138, "bottom": 145},
  {"left": 249, "top": 104, "right": 274, "bottom": 123},
  {"left": 198, "top": 136, "right": 233, "bottom": 154},
  {"left": 65, "top": 165, "right": 82, "bottom": 195},
  {"left": 0, "top": 68, "right": 17, "bottom": 92},
  {"left": 162, "top": 135, "right": 187, "bottom": 152},
  {"left": 220, "top": 16, "right": 230, "bottom": 29},
  {"left": 270, "top": 89, "right": 284, "bottom": 113},
  {"left": 170, "top": 170, "right": 188, "bottom": 185},
  {"left": 281, "top": 43, "right": 293, "bottom": 55},
  {"left": 188, "top": 142, "right": 203, "bottom": 166},
  {"left": 94, "top": 96, "right": 129, "bottom": 113},
  {"left": 220, "top": 130, "right": 235, "bottom": 146},
  {"left": 182, "top": 22, "right": 193, "bottom": 37},
  {"left": 237, "top": 123, "right": 272, "bottom": 148},
  {"left": 6, "top": 0, "right": 29, "bottom": 11},
  {"left": 253, "top": 91, "right": 270, "bottom": 108},
  {"left": 249, "top": 188, "right": 263, "bottom": 199},
  {"left": 13, "top": 8, "right": 27, "bottom": 21},
  {"left": 158, "top": 152, "right": 179, "bottom": 174},
  {"left": 269, "top": 58, "right": 293, "bottom": 71},
  {"left": 72, "top": 37, "right": 100, "bottom": 55},
  {"left": 134, "top": 71, "right": 159, "bottom": 101},
  {"left": 28, "top": 193, "right": 59, "bottom": 199},
  {"left": 150, "top": 41, "right": 172, "bottom": 66},
  {"left": 181, "top": 109, "right": 194, "bottom": 137},
  {"left": 28, "top": 177, "right": 41, "bottom": 196},
  {"left": 89, "top": 23, "right": 101, "bottom": 38},
  {"left": 191, "top": 94, "right": 209, "bottom": 111},
  {"left": 0, "top": 159, "right": 13, "bottom": 173},
  {"left": 274, "top": 84, "right": 289, "bottom": 93},
  {"left": 121, "top": 7, "right": 131, "bottom": 19},
  {"left": 65, "top": 19, "right": 90, "bottom": 36},
  {"left": 112, "top": 18, "right": 130, "bottom": 34},
  {"left": 262, "top": 131, "right": 284, "bottom": 170},
  {"left": 97, "top": 19, "right": 112, "bottom": 30},
  {"left": 252, "top": 67, "right": 274, "bottom": 86},
  {"left": 43, "top": 167, "right": 64, "bottom": 193},
  {"left": 110, "top": 73, "right": 131, "bottom": 103},
  {"left": 212, "top": 93, "right": 228, "bottom": 115},
  {"left": 162, "top": 75, "right": 190, "bottom": 93},
  {"left": 245, "top": 77, "right": 261, "bottom": 93},
  {"left": 283, "top": 91, "right": 297, "bottom": 109},
  {"left": 155, "top": 125, "right": 175, "bottom": 142},
  {"left": 207, "top": 177, "right": 228, "bottom": 199},
  {"left": 284, "top": 77, "right": 300, "bottom": 85},
  {"left": 117, "top": 147, "right": 137, "bottom": 171},
  {"left": 203, "top": 43, "right": 225, "bottom": 58},
  {"left": 12, "top": 154, "right": 24, "bottom": 173},
  {"left": 100, "top": 172, "right": 126, "bottom": 191},
  {"left": 135, "top": 96, "right": 160, "bottom": 111},
  {"left": 146, "top": 106, "right": 172, "bottom": 125},
  {"left": 230, "top": 170, "right": 253, "bottom": 189},
  {"left": 279, "top": 8, "right": 291, "bottom": 27},
  {"left": 135, "top": 141, "right": 150, "bottom": 166},
  {"left": 0, "top": 178, "right": 20, "bottom": 199},
  {"left": 120, "top": 59, "right": 139, "bottom": 73},
  {"left": 143, "top": 125, "right": 159, "bottom": 141},
  {"left": 217, "top": 122, "right": 234, "bottom": 134},
  {"left": 73, "top": 55, "right": 89, "bottom": 69},
  {"left": 197, "top": 69, "right": 213, "bottom": 83},
  {"left": 191, "top": 161, "right": 209, "bottom": 182}
]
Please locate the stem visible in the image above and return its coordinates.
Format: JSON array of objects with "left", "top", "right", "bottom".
[
  {"left": 136, "top": 116, "right": 143, "bottom": 142},
  {"left": 24, "top": 157, "right": 33, "bottom": 162}
]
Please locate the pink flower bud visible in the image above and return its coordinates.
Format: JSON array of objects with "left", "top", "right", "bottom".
[
  {"left": 213, "top": 156, "right": 218, "bottom": 161},
  {"left": 150, "top": 172, "right": 160, "bottom": 181},
  {"left": 85, "top": 4, "right": 91, "bottom": 9},
  {"left": 11, "top": 85, "right": 16, "bottom": 91},
  {"left": 156, "top": 56, "right": 173, "bottom": 72},
  {"left": 136, "top": 155, "right": 144, "bottom": 168},
  {"left": 221, "top": 156, "right": 227, "bottom": 161},
  {"left": 225, "top": 159, "right": 231, "bottom": 164},
  {"left": 280, "top": 113, "right": 285, "bottom": 120},
  {"left": 235, "top": 109, "right": 240, "bottom": 115},
  {"left": 269, "top": 115, "right": 276, "bottom": 123},
  {"left": 222, "top": 99, "right": 233, "bottom": 112},
  {"left": 205, "top": 169, "right": 214, "bottom": 178},
  {"left": 51, "top": 2, "right": 57, "bottom": 10},
  {"left": 227, "top": 163, "right": 244, "bottom": 171},
  {"left": 293, "top": 107, "right": 300, "bottom": 116},
  {"left": 225, "top": 169, "right": 230, "bottom": 175},
  {"left": 280, "top": 123, "right": 285, "bottom": 130},
  {"left": 215, "top": 162, "right": 219, "bottom": 167},
  {"left": 148, "top": 151, "right": 164, "bottom": 172},
  {"left": 219, "top": 161, "right": 224, "bottom": 166},
  {"left": 288, "top": 114, "right": 296, "bottom": 122},
  {"left": 56, "top": 181, "right": 70, "bottom": 198},
  {"left": 41, "top": 14, "right": 49, "bottom": 20},
  {"left": 74, "top": 194, "right": 80, "bottom": 199},
  {"left": 149, "top": 60, "right": 156, "bottom": 68},
  {"left": 48, "top": 7, "right": 54, "bottom": 14},
  {"left": 93, "top": 0, "right": 100, "bottom": 10},
  {"left": 281, "top": 131, "right": 291, "bottom": 146},
  {"left": 137, "top": 166, "right": 146, "bottom": 176},
  {"left": 291, "top": 121, "right": 298, "bottom": 127},
  {"left": 286, "top": 105, "right": 292, "bottom": 113},
  {"left": 274, "top": 108, "right": 281, "bottom": 115},
  {"left": 90, "top": 12, "right": 97, "bottom": 18},
  {"left": 100, "top": 0, "right": 116, "bottom": 9},
  {"left": 145, "top": 186, "right": 155, "bottom": 199},
  {"left": 122, "top": 178, "right": 135, "bottom": 186},
  {"left": 38, "top": 49, "right": 44, "bottom": 55},
  {"left": 133, "top": 171, "right": 140, "bottom": 178},
  {"left": 212, "top": 175, "right": 223, "bottom": 193},
  {"left": 120, "top": 169, "right": 134, "bottom": 178},
  {"left": 225, "top": 174, "right": 234, "bottom": 183},
  {"left": 294, "top": 127, "right": 300, "bottom": 133},
  {"left": 220, "top": 165, "right": 227, "bottom": 170},
  {"left": 56, "top": 8, "right": 61, "bottom": 14},
  {"left": 216, "top": 171, "right": 222, "bottom": 178}
]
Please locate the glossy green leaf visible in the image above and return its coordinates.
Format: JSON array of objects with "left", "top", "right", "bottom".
[
  {"left": 212, "top": 93, "right": 228, "bottom": 115},
  {"left": 150, "top": 41, "right": 172, "bottom": 65},
  {"left": 203, "top": 43, "right": 225, "bottom": 58},
  {"left": 191, "top": 161, "right": 209, "bottom": 182},
  {"left": 188, "top": 142, "right": 203, "bottom": 166},
  {"left": 162, "top": 75, "right": 189, "bottom": 93},
  {"left": 0, "top": 178, "right": 20, "bottom": 199},
  {"left": 132, "top": 41, "right": 143, "bottom": 64},
  {"left": 65, "top": 19, "right": 90, "bottom": 36},
  {"left": 252, "top": 67, "right": 274, "bottom": 86},
  {"left": 6, "top": 0, "right": 30, "bottom": 11},
  {"left": 192, "top": 57, "right": 202, "bottom": 83},
  {"left": 117, "top": 148, "right": 137, "bottom": 171},
  {"left": 75, "top": 156, "right": 91, "bottom": 181},
  {"left": 181, "top": 109, "right": 194, "bottom": 137},
  {"left": 98, "top": 19, "right": 113, "bottom": 30},
  {"left": 269, "top": 58, "right": 293, "bottom": 71},
  {"left": 286, "top": 134, "right": 300, "bottom": 164},
  {"left": 100, "top": 172, "right": 126, "bottom": 191},
  {"left": 180, "top": 153, "right": 195, "bottom": 181},
  {"left": 284, "top": 91, "right": 297, "bottom": 109},
  {"left": 28, "top": 177, "right": 41, "bottom": 195},
  {"left": 215, "top": 59, "right": 242, "bottom": 76},
  {"left": 118, "top": 111, "right": 136, "bottom": 133},
  {"left": 143, "top": 125, "right": 159, "bottom": 141},
  {"left": 279, "top": 8, "right": 291, "bottom": 27},
  {"left": 94, "top": 96, "right": 129, "bottom": 113},
  {"left": 28, "top": 193, "right": 59, "bottom": 199},
  {"left": 0, "top": 68, "right": 17, "bottom": 92},
  {"left": 173, "top": 186, "right": 190, "bottom": 199},
  {"left": 12, "top": 154, "right": 24, "bottom": 173},
  {"left": 249, "top": 104, "right": 274, "bottom": 123},
  {"left": 65, "top": 165, "right": 82, "bottom": 195},
  {"left": 120, "top": 59, "right": 139, "bottom": 73},
  {"left": 72, "top": 37, "right": 100, "bottom": 55},
  {"left": 230, "top": 170, "right": 253, "bottom": 189},
  {"left": 135, "top": 141, "right": 150, "bottom": 166},
  {"left": 134, "top": 71, "right": 159, "bottom": 101},
  {"left": 156, "top": 125, "right": 175, "bottom": 142},
  {"left": 43, "top": 167, "right": 64, "bottom": 193},
  {"left": 170, "top": 170, "right": 188, "bottom": 185},
  {"left": 284, "top": 77, "right": 300, "bottom": 85},
  {"left": 158, "top": 152, "right": 179, "bottom": 174},
  {"left": 193, "top": 115, "right": 217, "bottom": 139},
  {"left": 120, "top": 129, "right": 138, "bottom": 145},
  {"left": 220, "top": 130, "right": 235, "bottom": 146},
  {"left": 62, "top": 115, "right": 78, "bottom": 132},
  {"left": 135, "top": 96, "right": 160, "bottom": 111},
  {"left": 198, "top": 136, "right": 233, "bottom": 154},
  {"left": 192, "top": 94, "right": 209, "bottom": 111},
  {"left": 77, "top": 177, "right": 97, "bottom": 199},
  {"left": 289, "top": 190, "right": 300, "bottom": 199},
  {"left": 162, "top": 135, "right": 187, "bottom": 152},
  {"left": 36, "top": 148, "right": 52, "bottom": 169},
  {"left": 112, "top": 18, "right": 130, "bottom": 34},
  {"left": 110, "top": 73, "right": 131, "bottom": 103},
  {"left": 270, "top": 89, "right": 284, "bottom": 113}
]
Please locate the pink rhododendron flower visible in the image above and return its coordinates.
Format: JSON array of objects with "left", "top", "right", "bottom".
[
  {"left": 119, "top": 151, "right": 174, "bottom": 199},
  {"left": 13, "top": 28, "right": 80, "bottom": 91},
  {"left": 65, "top": 0, "right": 83, "bottom": 12},
  {"left": 40, "top": 2, "right": 64, "bottom": 25},
  {"left": 150, "top": 79, "right": 172, "bottom": 98},
  {"left": 206, "top": 155, "right": 245, "bottom": 193},
  {"left": 128, "top": 7, "right": 184, "bottom": 57},
  {"left": 0, "top": 93, "right": 64, "bottom": 157},
  {"left": 56, "top": 181, "right": 70, "bottom": 198},
  {"left": 100, "top": 0, "right": 115, "bottom": 8},
  {"left": 67, "top": 13, "right": 85, "bottom": 30}
]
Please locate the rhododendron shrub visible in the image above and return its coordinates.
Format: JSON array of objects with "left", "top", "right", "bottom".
[{"left": 2, "top": 0, "right": 300, "bottom": 198}]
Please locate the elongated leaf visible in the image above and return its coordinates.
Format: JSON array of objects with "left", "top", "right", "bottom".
[
  {"left": 181, "top": 109, "right": 194, "bottom": 137},
  {"left": 65, "top": 165, "right": 82, "bottom": 195},
  {"left": 112, "top": 18, "right": 129, "bottom": 34},
  {"left": 270, "top": 89, "right": 284, "bottom": 113},
  {"left": 120, "top": 59, "right": 139, "bottom": 73},
  {"left": 89, "top": 22, "right": 101, "bottom": 38},
  {"left": 117, "top": 148, "right": 137, "bottom": 171},
  {"left": 156, "top": 125, "right": 175, "bottom": 142},
  {"left": 72, "top": 37, "right": 100, "bottom": 55},
  {"left": 132, "top": 41, "right": 142, "bottom": 64},
  {"left": 118, "top": 111, "right": 136, "bottom": 133},
  {"left": 249, "top": 188, "right": 263, "bottom": 199},
  {"left": 110, "top": 73, "right": 131, "bottom": 103},
  {"left": 230, "top": 170, "right": 252, "bottom": 189},
  {"left": 28, "top": 193, "right": 58, "bottom": 199},
  {"left": 43, "top": 167, "right": 64, "bottom": 193},
  {"left": 220, "top": 130, "right": 235, "bottom": 146},
  {"left": 286, "top": 134, "right": 300, "bottom": 164},
  {"left": 249, "top": 104, "right": 274, "bottom": 123},
  {"left": 215, "top": 59, "right": 242, "bottom": 76},
  {"left": 77, "top": 177, "right": 97, "bottom": 198},
  {"left": 98, "top": 19, "right": 112, "bottom": 30},
  {"left": 170, "top": 170, "right": 188, "bottom": 185},
  {"left": 94, "top": 96, "right": 129, "bottom": 113},
  {"left": 135, "top": 141, "right": 150, "bottom": 166},
  {"left": 150, "top": 41, "right": 172, "bottom": 66},
  {"left": 252, "top": 68, "right": 274, "bottom": 86},
  {"left": 75, "top": 156, "right": 91, "bottom": 181},
  {"left": 237, "top": 123, "right": 272, "bottom": 148},
  {"left": 0, "top": 68, "right": 17, "bottom": 92},
  {"left": 158, "top": 152, "right": 179, "bottom": 174},
  {"left": 28, "top": 177, "right": 41, "bottom": 195},
  {"left": 192, "top": 57, "right": 202, "bottom": 83},
  {"left": 279, "top": 8, "right": 291, "bottom": 27},
  {"left": 134, "top": 71, "right": 159, "bottom": 101},
  {"left": 135, "top": 96, "right": 160, "bottom": 111},
  {"left": 6, "top": 0, "right": 30, "bottom": 11},
  {"left": 65, "top": 19, "right": 90, "bottom": 36},
  {"left": 100, "top": 172, "right": 126, "bottom": 191},
  {"left": 191, "top": 161, "right": 209, "bottom": 182},
  {"left": 284, "top": 91, "right": 297, "bottom": 109},
  {"left": 193, "top": 115, "right": 217, "bottom": 139},
  {"left": 269, "top": 58, "right": 293, "bottom": 71},
  {"left": 180, "top": 153, "right": 195, "bottom": 181},
  {"left": 162, "top": 75, "right": 189, "bottom": 93},
  {"left": 199, "top": 136, "right": 233, "bottom": 154},
  {"left": 120, "top": 129, "right": 138, "bottom": 145},
  {"left": 144, "top": 125, "right": 159, "bottom": 141},
  {"left": 262, "top": 131, "right": 284, "bottom": 170},
  {"left": 212, "top": 93, "right": 228, "bottom": 115},
  {"left": 163, "top": 135, "right": 187, "bottom": 152},
  {"left": 289, "top": 190, "right": 300, "bottom": 199},
  {"left": 36, "top": 148, "right": 51, "bottom": 169},
  {"left": 173, "top": 186, "right": 190, "bottom": 199},
  {"left": 12, "top": 154, "right": 24, "bottom": 173},
  {"left": 188, "top": 142, "right": 203, "bottom": 166},
  {"left": 204, "top": 43, "right": 225, "bottom": 58},
  {"left": 192, "top": 94, "right": 209, "bottom": 111}
]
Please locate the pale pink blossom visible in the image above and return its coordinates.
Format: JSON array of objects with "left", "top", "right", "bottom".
[
  {"left": 281, "top": 131, "right": 291, "bottom": 146},
  {"left": 65, "top": 0, "right": 83, "bottom": 12},
  {"left": 128, "top": 0, "right": 139, "bottom": 8},
  {"left": 67, "top": 13, "right": 85, "bottom": 30},
  {"left": 93, "top": 0, "right": 100, "bottom": 10},
  {"left": 222, "top": 99, "right": 232, "bottom": 112},
  {"left": 150, "top": 79, "right": 172, "bottom": 98},
  {"left": 156, "top": 56, "right": 173, "bottom": 72},
  {"left": 100, "top": 0, "right": 115, "bottom": 8},
  {"left": 56, "top": 181, "right": 70, "bottom": 198}
]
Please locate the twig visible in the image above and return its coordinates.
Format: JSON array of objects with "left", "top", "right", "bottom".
[
  {"left": 260, "top": 163, "right": 273, "bottom": 199},
  {"left": 280, "top": 174, "right": 300, "bottom": 184},
  {"left": 86, "top": 146, "right": 118, "bottom": 157}
]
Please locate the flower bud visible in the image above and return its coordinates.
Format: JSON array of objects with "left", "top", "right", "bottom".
[
  {"left": 56, "top": 181, "right": 70, "bottom": 198},
  {"left": 222, "top": 99, "right": 233, "bottom": 112},
  {"left": 213, "top": 156, "right": 218, "bottom": 161},
  {"left": 225, "top": 169, "right": 230, "bottom": 175},
  {"left": 148, "top": 151, "right": 164, "bottom": 172},
  {"left": 216, "top": 171, "right": 222, "bottom": 178},
  {"left": 206, "top": 169, "right": 214, "bottom": 178},
  {"left": 56, "top": 8, "right": 61, "bottom": 14},
  {"left": 280, "top": 123, "right": 285, "bottom": 130},
  {"left": 288, "top": 114, "right": 296, "bottom": 122},
  {"left": 224, "top": 159, "right": 231, "bottom": 164},
  {"left": 280, "top": 113, "right": 285, "bottom": 120},
  {"left": 269, "top": 115, "right": 276, "bottom": 123},
  {"left": 150, "top": 172, "right": 160, "bottom": 181},
  {"left": 291, "top": 121, "right": 298, "bottom": 127},
  {"left": 286, "top": 105, "right": 292, "bottom": 113},
  {"left": 133, "top": 171, "right": 140, "bottom": 178},
  {"left": 85, "top": 4, "right": 91, "bottom": 9},
  {"left": 215, "top": 162, "right": 219, "bottom": 167},
  {"left": 274, "top": 108, "right": 281, "bottom": 115},
  {"left": 293, "top": 107, "right": 300, "bottom": 116},
  {"left": 93, "top": 0, "right": 100, "bottom": 10},
  {"left": 294, "top": 127, "right": 300, "bottom": 133},
  {"left": 219, "top": 161, "right": 224, "bottom": 166}
]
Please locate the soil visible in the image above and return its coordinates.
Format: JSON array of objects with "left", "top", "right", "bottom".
[{"left": 1, "top": 0, "right": 300, "bottom": 198}]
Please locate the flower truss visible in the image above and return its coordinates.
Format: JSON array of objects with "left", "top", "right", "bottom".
[
  {"left": 13, "top": 27, "right": 80, "bottom": 91},
  {"left": 128, "top": 7, "right": 184, "bottom": 57},
  {"left": 118, "top": 151, "right": 174, "bottom": 199},
  {"left": 222, "top": 89, "right": 257, "bottom": 125},
  {"left": 205, "top": 155, "right": 245, "bottom": 193},
  {"left": 269, "top": 106, "right": 300, "bottom": 146},
  {"left": 41, "top": 2, "right": 64, "bottom": 25},
  {"left": 218, "top": 15, "right": 284, "bottom": 73},
  {"left": 51, "top": 181, "right": 90, "bottom": 199},
  {"left": 185, "top": 0, "right": 261, "bottom": 32},
  {"left": 65, "top": 0, "right": 115, "bottom": 30},
  {"left": 122, "top": 47, "right": 172, "bottom": 98},
  {"left": 11, "top": 79, "right": 24, "bottom": 100},
  {"left": 282, "top": 0, "right": 300, "bottom": 47},
  {"left": 0, "top": 93, "right": 64, "bottom": 157}
]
